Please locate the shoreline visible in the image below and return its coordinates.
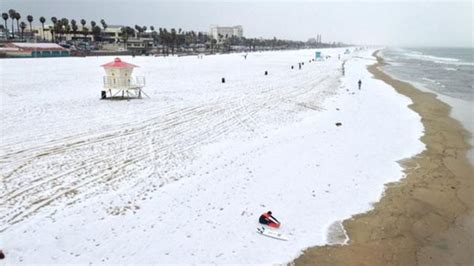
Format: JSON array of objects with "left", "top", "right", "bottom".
[{"left": 294, "top": 51, "right": 474, "bottom": 265}]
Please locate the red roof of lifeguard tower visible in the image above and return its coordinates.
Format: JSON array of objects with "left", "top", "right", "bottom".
[{"left": 101, "top": 57, "right": 138, "bottom": 68}]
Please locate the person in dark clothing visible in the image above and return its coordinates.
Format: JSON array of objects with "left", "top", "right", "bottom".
[
  {"left": 259, "top": 211, "right": 280, "bottom": 228},
  {"left": 358, "top": 79, "right": 362, "bottom": 90}
]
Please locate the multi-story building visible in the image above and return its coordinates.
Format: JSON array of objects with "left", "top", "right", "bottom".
[
  {"left": 102, "top": 25, "right": 125, "bottom": 43},
  {"left": 209, "top": 25, "right": 243, "bottom": 42}
]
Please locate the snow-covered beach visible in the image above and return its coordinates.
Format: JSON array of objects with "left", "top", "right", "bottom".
[{"left": 0, "top": 48, "right": 425, "bottom": 264}]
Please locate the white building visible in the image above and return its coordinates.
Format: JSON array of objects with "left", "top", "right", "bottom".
[
  {"left": 209, "top": 25, "right": 243, "bottom": 42},
  {"left": 102, "top": 25, "right": 125, "bottom": 43}
]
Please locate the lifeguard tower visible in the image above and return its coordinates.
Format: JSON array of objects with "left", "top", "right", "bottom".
[
  {"left": 315, "top": 51, "right": 322, "bottom": 61},
  {"left": 100, "top": 57, "right": 148, "bottom": 99}
]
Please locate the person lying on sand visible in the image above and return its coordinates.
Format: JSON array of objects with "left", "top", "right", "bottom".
[{"left": 259, "top": 211, "right": 281, "bottom": 228}]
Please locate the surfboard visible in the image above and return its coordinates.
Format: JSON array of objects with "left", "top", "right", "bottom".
[{"left": 257, "top": 227, "right": 288, "bottom": 241}]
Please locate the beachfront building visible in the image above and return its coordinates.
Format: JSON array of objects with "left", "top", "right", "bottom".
[
  {"left": 101, "top": 57, "right": 146, "bottom": 99},
  {"left": 35, "top": 25, "right": 56, "bottom": 41},
  {"left": 1, "top": 42, "right": 69, "bottom": 57},
  {"left": 35, "top": 25, "right": 94, "bottom": 42},
  {"left": 209, "top": 25, "right": 243, "bottom": 42},
  {"left": 102, "top": 25, "right": 125, "bottom": 43},
  {"left": 126, "top": 37, "right": 154, "bottom": 54}
]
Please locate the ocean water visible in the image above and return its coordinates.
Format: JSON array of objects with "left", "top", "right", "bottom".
[
  {"left": 381, "top": 47, "right": 473, "bottom": 100},
  {"left": 381, "top": 47, "right": 474, "bottom": 163}
]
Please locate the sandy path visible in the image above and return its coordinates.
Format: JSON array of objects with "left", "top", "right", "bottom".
[{"left": 294, "top": 51, "right": 474, "bottom": 265}]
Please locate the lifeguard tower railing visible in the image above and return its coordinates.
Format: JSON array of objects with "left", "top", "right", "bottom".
[{"left": 103, "top": 76, "right": 146, "bottom": 90}]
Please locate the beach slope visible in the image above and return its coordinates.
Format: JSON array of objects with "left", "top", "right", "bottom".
[{"left": 294, "top": 51, "right": 474, "bottom": 266}]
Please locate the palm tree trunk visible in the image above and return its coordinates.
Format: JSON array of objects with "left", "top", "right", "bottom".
[
  {"left": 41, "top": 24, "right": 44, "bottom": 40},
  {"left": 11, "top": 20, "right": 14, "bottom": 38}
]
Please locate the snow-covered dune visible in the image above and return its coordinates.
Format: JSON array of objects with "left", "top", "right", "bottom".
[{"left": 0, "top": 49, "right": 424, "bottom": 264}]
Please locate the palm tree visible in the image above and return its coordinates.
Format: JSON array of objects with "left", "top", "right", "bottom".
[
  {"left": 82, "top": 26, "right": 89, "bottom": 40},
  {"left": 210, "top": 38, "right": 217, "bottom": 54},
  {"left": 151, "top": 30, "right": 159, "bottom": 46},
  {"left": 14, "top": 12, "right": 21, "bottom": 39},
  {"left": 80, "top": 19, "right": 86, "bottom": 41},
  {"left": 8, "top": 9, "right": 16, "bottom": 38},
  {"left": 99, "top": 19, "right": 107, "bottom": 41},
  {"left": 27, "top": 15, "right": 33, "bottom": 34},
  {"left": 120, "top": 27, "right": 128, "bottom": 48},
  {"left": 158, "top": 28, "right": 164, "bottom": 53},
  {"left": 39, "top": 16, "right": 45, "bottom": 40},
  {"left": 170, "top": 28, "right": 177, "bottom": 54},
  {"left": 134, "top": 25, "right": 141, "bottom": 38},
  {"left": 54, "top": 19, "right": 62, "bottom": 41},
  {"left": 20, "top": 21, "right": 26, "bottom": 39},
  {"left": 71, "top": 19, "right": 77, "bottom": 37},
  {"left": 92, "top": 25, "right": 101, "bottom": 41},
  {"left": 60, "top": 18, "right": 69, "bottom": 40},
  {"left": 2, "top": 13, "right": 8, "bottom": 36},
  {"left": 184, "top": 32, "right": 193, "bottom": 48},
  {"left": 120, "top": 26, "right": 135, "bottom": 49},
  {"left": 90, "top": 21, "right": 96, "bottom": 41},
  {"left": 100, "top": 19, "right": 107, "bottom": 31},
  {"left": 51, "top": 17, "right": 58, "bottom": 42}
]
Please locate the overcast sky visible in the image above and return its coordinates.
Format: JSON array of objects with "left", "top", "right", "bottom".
[{"left": 1, "top": 0, "right": 472, "bottom": 47}]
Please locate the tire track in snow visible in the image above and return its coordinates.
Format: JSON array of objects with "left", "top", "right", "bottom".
[{"left": 0, "top": 60, "right": 341, "bottom": 232}]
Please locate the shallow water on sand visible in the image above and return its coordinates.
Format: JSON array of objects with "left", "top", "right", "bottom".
[{"left": 381, "top": 47, "right": 474, "bottom": 163}]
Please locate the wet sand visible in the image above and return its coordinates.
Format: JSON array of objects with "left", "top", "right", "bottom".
[{"left": 294, "top": 51, "right": 474, "bottom": 266}]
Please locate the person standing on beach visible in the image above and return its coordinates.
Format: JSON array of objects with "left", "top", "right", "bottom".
[{"left": 358, "top": 79, "right": 362, "bottom": 90}]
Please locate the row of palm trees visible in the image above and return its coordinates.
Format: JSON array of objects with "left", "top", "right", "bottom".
[
  {"left": 119, "top": 25, "right": 213, "bottom": 54},
  {"left": 2, "top": 9, "right": 324, "bottom": 54},
  {"left": 1, "top": 9, "right": 32, "bottom": 39},
  {"left": 2, "top": 9, "right": 108, "bottom": 41},
  {"left": 120, "top": 26, "right": 227, "bottom": 55},
  {"left": 47, "top": 17, "right": 107, "bottom": 42},
  {"left": 121, "top": 26, "right": 306, "bottom": 55}
]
